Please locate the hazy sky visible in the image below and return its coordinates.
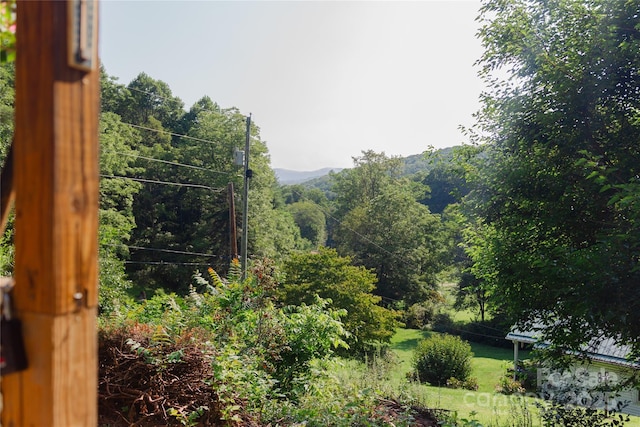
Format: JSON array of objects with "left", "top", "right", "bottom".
[{"left": 100, "top": 0, "right": 485, "bottom": 171}]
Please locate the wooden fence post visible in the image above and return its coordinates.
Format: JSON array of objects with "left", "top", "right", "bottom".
[{"left": 2, "top": 1, "right": 100, "bottom": 425}]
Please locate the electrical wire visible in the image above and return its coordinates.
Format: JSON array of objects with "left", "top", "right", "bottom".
[
  {"left": 127, "top": 86, "right": 184, "bottom": 104},
  {"left": 100, "top": 174, "right": 226, "bottom": 191},
  {"left": 125, "top": 122, "right": 226, "bottom": 146},
  {"left": 112, "top": 113, "right": 437, "bottom": 299},
  {"left": 105, "top": 243, "right": 220, "bottom": 258},
  {"left": 113, "top": 151, "right": 239, "bottom": 177},
  {"left": 124, "top": 261, "right": 213, "bottom": 266}
]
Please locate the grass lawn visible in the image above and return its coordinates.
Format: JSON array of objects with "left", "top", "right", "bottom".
[
  {"left": 470, "top": 341, "right": 525, "bottom": 393},
  {"left": 438, "top": 282, "right": 480, "bottom": 323},
  {"left": 390, "top": 328, "right": 640, "bottom": 427},
  {"left": 390, "top": 328, "right": 523, "bottom": 393},
  {"left": 452, "top": 309, "right": 477, "bottom": 323},
  {"left": 388, "top": 327, "right": 429, "bottom": 380}
]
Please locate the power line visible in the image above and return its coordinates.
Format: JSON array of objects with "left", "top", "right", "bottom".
[
  {"left": 127, "top": 86, "right": 227, "bottom": 115},
  {"left": 125, "top": 122, "right": 224, "bottom": 146},
  {"left": 112, "top": 116, "right": 438, "bottom": 292},
  {"left": 127, "top": 86, "right": 184, "bottom": 104},
  {"left": 108, "top": 150, "right": 239, "bottom": 177},
  {"left": 105, "top": 243, "right": 220, "bottom": 258},
  {"left": 288, "top": 185, "right": 402, "bottom": 263},
  {"left": 100, "top": 174, "right": 225, "bottom": 191},
  {"left": 124, "top": 261, "right": 213, "bottom": 266}
]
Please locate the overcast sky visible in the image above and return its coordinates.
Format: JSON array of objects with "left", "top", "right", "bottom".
[{"left": 100, "top": 0, "right": 485, "bottom": 171}]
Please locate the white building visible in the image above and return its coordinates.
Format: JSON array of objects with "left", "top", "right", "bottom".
[{"left": 506, "top": 328, "right": 640, "bottom": 416}]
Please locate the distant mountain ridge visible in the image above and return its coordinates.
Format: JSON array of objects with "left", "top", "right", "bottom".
[
  {"left": 274, "top": 146, "right": 459, "bottom": 185},
  {"left": 274, "top": 167, "right": 344, "bottom": 184}
]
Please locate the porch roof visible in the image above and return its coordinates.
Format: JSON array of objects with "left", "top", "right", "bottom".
[{"left": 506, "top": 328, "right": 639, "bottom": 369}]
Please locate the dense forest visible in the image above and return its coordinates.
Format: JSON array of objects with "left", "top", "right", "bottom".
[
  {"left": 1, "top": 0, "right": 640, "bottom": 424},
  {"left": 96, "top": 68, "right": 465, "bottom": 312}
]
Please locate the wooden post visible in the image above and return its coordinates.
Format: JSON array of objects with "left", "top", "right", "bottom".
[
  {"left": 240, "top": 114, "right": 251, "bottom": 281},
  {"left": 513, "top": 340, "right": 520, "bottom": 380},
  {"left": 3, "top": 1, "right": 100, "bottom": 425},
  {"left": 228, "top": 182, "right": 238, "bottom": 260}
]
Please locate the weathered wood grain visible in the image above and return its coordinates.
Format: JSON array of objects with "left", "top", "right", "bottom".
[{"left": 3, "top": 1, "right": 100, "bottom": 425}]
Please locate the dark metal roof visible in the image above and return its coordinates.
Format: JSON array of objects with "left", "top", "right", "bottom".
[{"left": 506, "top": 328, "right": 639, "bottom": 369}]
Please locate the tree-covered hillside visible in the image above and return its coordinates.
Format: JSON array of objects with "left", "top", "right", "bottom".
[
  {"left": 0, "top": 60, "right": 466, "bottom": 321},
  {"left": 3, "top": 0, "right": 640, "bottom": 423}
]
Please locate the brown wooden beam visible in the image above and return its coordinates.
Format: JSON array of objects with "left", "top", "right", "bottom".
[{"left": 3, "top": 1, "right": 100, "bottom": 425}]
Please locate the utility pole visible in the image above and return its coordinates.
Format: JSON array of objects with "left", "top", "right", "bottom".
[
  {"left": 228, "top": 182, "right": 238, "bottom": 260},
  {"left": 240, "top": 114, "right": 251, "bottom": 281}
]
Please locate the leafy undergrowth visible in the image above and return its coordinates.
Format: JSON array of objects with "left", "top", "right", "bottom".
[
  {"left": 97, "top": 322, "right": 442, "bottom": 426},
  {"left": 97, "top": 261, "right": 445, "bottom": 426},
  {"left": 98, "top": 323, "right": 260, "bottom": 426}
]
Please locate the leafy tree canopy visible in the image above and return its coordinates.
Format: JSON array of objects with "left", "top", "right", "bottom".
[
  {"left": 278, "top": 247, "right": 401, "bottom": 354},
  {"left": 337, "top": 184, "right": 445, "bottom": 305},
  {"left": 286, "top": 200, "right": 327, "bottom": 248},
  {"left": 331, "top": 151, "right": 446, "bottom": 305},
  {"left": 466, "top": 0, "right": 640, "bottom": 357}
]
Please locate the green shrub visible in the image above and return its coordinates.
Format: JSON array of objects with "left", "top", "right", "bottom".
[
  {"left": 404, "top": 301, "right": 439, "bottom": 329},
  {"left": 269, "top": 297, "right": 350, "bottom": 394},
  {"left": 504, "top": 359, "right": 538, "bottom": 390},
  {"left": 278, "top": 247, "right": 401, "bottom": 355},
  {"left": 446, "top": 376, "right": 479, "bottom": 391},
  {"left": 431, "top": 312, "right": 454, "bottom": 332},
  {"left": 495, "top": 375, "right": 526, "bottom": 395},
  {"left": 412, "top": 334, "right": 473, "bottom": 386}
]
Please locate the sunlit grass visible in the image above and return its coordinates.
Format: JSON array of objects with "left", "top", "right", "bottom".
[
  {"left": 389, "top": 327, "right": 430, "bottom": 380},
  {"left": 387, "top": 328, "right": 640, "bottom": 427},
  {"left": 438, "top": 282, "right": 482, "bottom": 322}
]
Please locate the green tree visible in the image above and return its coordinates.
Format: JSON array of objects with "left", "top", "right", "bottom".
[
  {"left": 330, "top": 150, "right": 403, "bottom": 219},
  {"left": 454, "top": 212, "right": 501, "bottom": 323},
  {"left": 98, "top": 69, "right": 306, "bottom": 294},
  {"left": 278, "top": 247, "right": 400, "bottom": 354},
  {"left": 0, "top": 54, "right": 13, "bottom": 275},
  {"left": 454, "top": 271, "right": 489, "bottom": 323},
  {"left": 127, "top": 105, "right": 243, "bottom": 291},
  {"left": 279, "top": 184, "right": 330, "bottom": 208},
  {"left": 334, "top": 184, "right": 445, "bottom": 305},
  {"left": 241, "top": 126, "right": 305, "bottom": 260},
  {"left": 0, "top": 62, "right": 13, "bottom": 161},
  {"left": 330, "top": 151, "right": 446, "bottom": 305},
  {"left": 118, "top": 72, "right": 185, "bottom": 129},
  {"left": 126, "top": 99, "right": 303, "bottom": 291},
  {"left": 98, "top": 112, "right": 143, "bottom": 313},
  {"left": 467, "top": 0, "right": 640, "bottom": 354},
  {"left": 100, "top": 67, "right": 131, "bottom": 117},
  {"left": 416, "top": 152, "right": 471, "bottom": 215},
  {"left": 287, "top": 200, "right": 326, "bottom": 248},
  {"left": 175, "top": 95, "right": 219, "bottom": 135},
  {"left": 0, "top": 62, "right": 13, "bottom": 275}
]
